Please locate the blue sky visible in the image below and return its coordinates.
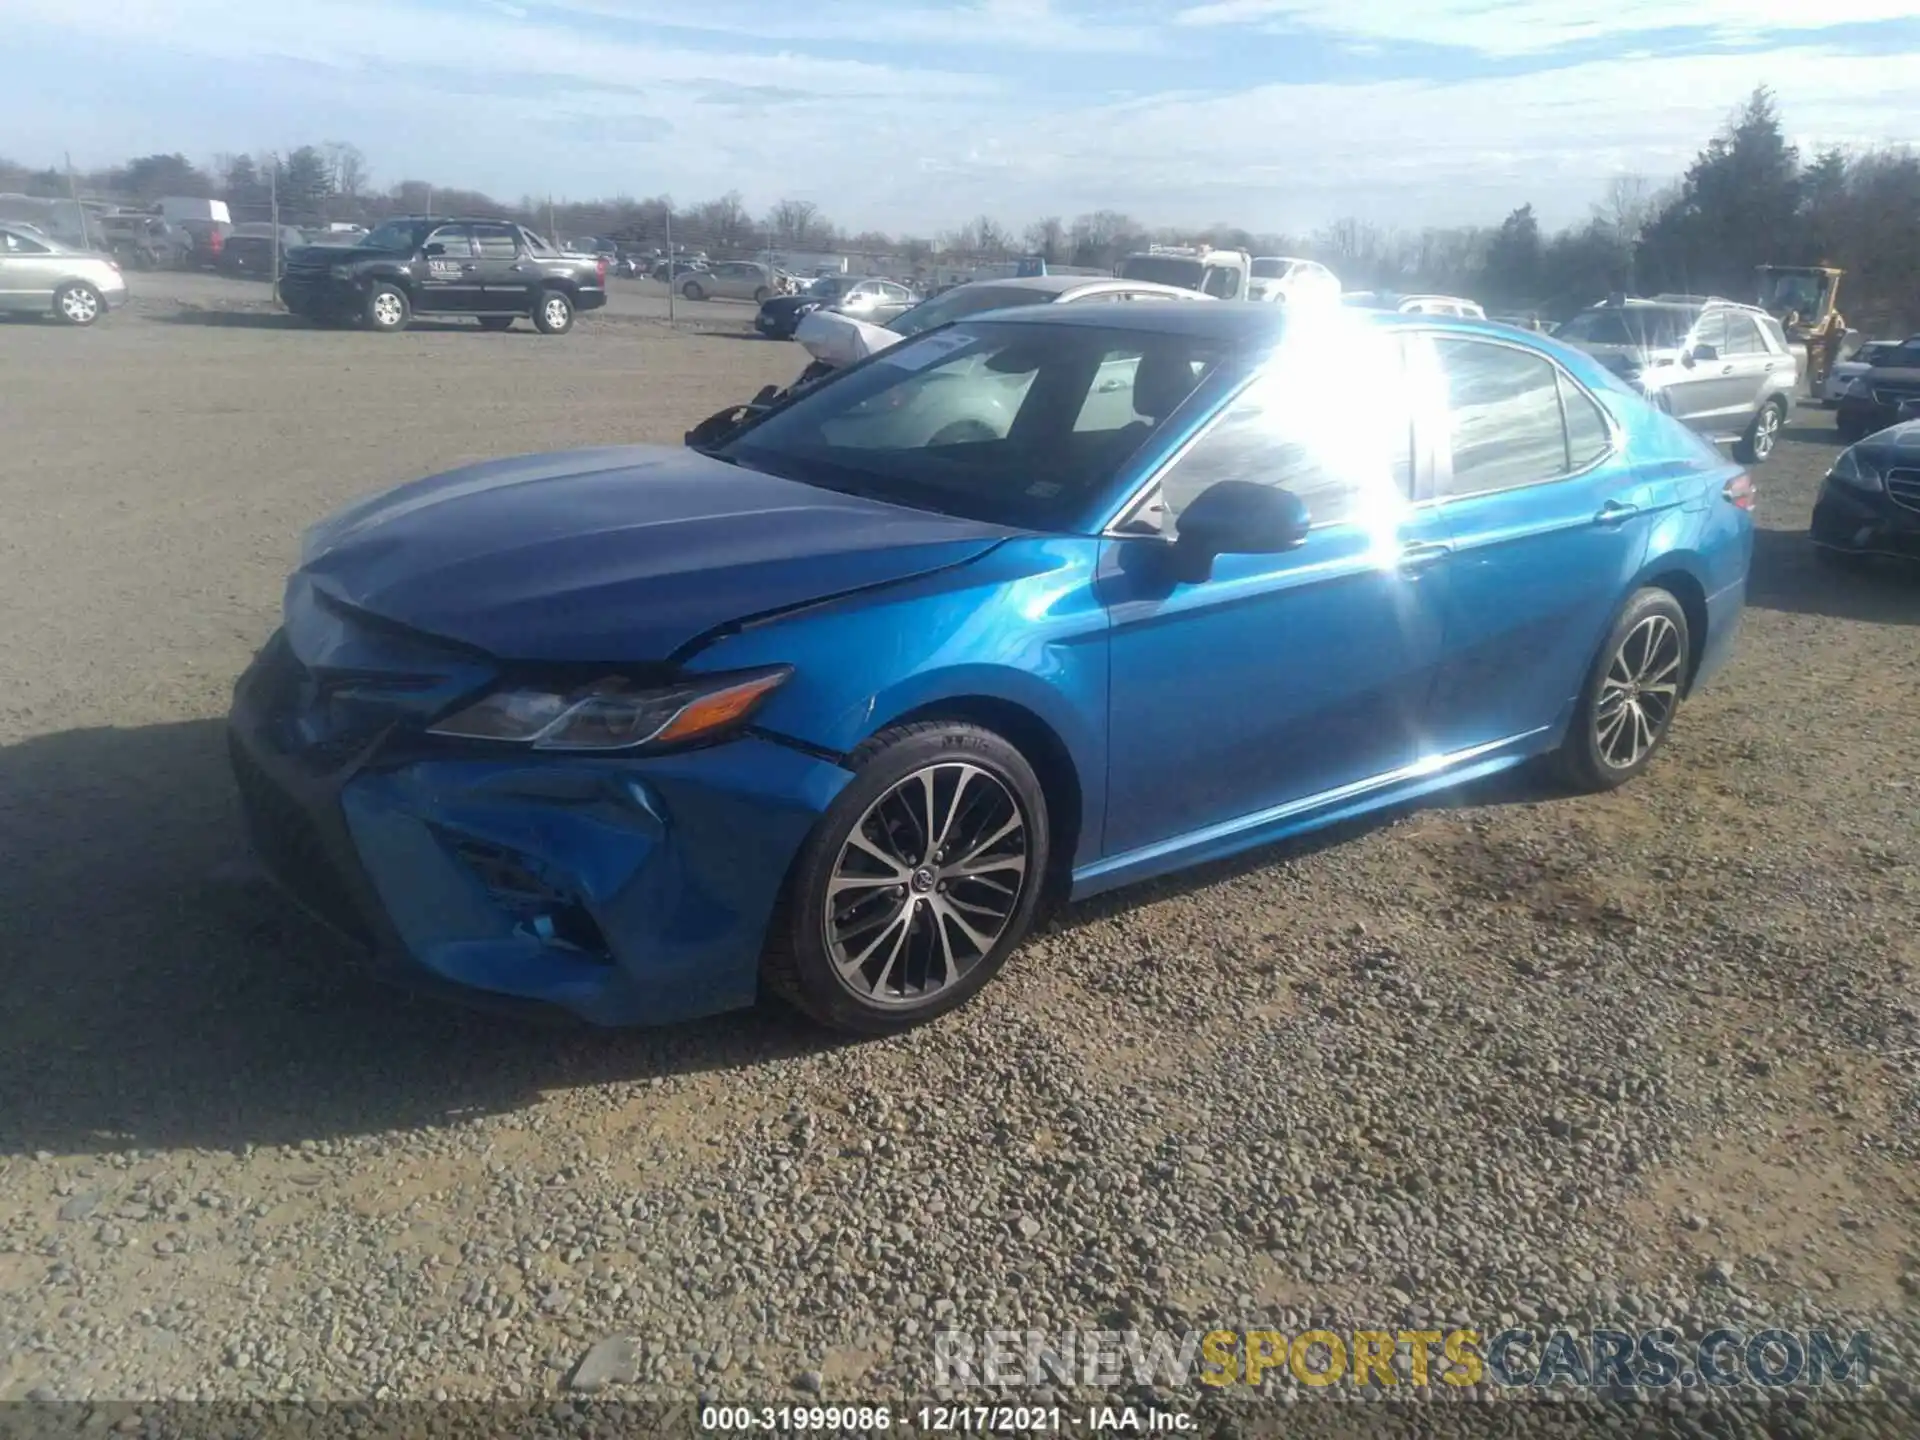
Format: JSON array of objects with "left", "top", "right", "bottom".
[{"left": 5, "top": 0, "right": 1916, "bottom": 236}]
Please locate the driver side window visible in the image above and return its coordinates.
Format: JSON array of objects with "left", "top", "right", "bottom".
[
  {"left": 425, "top": 226, "right": 474, "bottom": 257},
  {"left": 1154, "top": 341, "right": 1415, "bottom": 534}
]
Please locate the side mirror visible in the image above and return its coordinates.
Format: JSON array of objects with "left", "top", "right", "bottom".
[
  {"left": 1689, "top": 342, "right": 1718, "bottom": 363},
  {"left": 1175, "top": 481, "right": 1310, "bottom": 560}
]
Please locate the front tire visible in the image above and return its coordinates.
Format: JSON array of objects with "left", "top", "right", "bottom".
[
  {"left": 1550, "top": 588, "right": 1690, "bottom": 793},
  {"left": 366, "top": 284, "right": 411, "bottom": 333},
  {"left": 682, "top": 280, "right": 705, "bottom": 301},
  {"left": 1733, "top": 398, "right": 1784, "bottom": 464},
  {"left": 533, "top": 289, "right": 574, "bottom": 335},
  {"left": 753, "top": 286, "right": 770, "bottom": 303},
  {"left": 53, "top": 282, "right": 104, "bottom": 327},
  {"left": 761, "top": 721, "right": 1050, "bottom": 1034}
]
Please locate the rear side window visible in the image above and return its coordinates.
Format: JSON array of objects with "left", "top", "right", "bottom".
[
  {"left": 1433, "top": 338, "right": 1577, "bottom": 497},
  {"left": 1561, "top": 376, "right": 1612, "bottom": 470},
  {"left": 471, "top": 224, "right": 520, "bottom": 260},
  {"left": 1721, "top": 313, "right": 1766, "bottom": 356}
]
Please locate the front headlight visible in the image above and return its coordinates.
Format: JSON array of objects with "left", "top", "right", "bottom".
[
  {"left": 1827, "top": 448, "right": 1884, "bottom": 493},
  {"left": 1841, "top": 377, "right": 1870, "bottom": 399},
  {"left": 428, "top": 666, "right": 791, "bottom": 751}
]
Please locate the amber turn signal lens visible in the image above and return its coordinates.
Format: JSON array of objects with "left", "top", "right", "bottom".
[{"left": 652, "top": 671, "right": 790, "bottom": 744}]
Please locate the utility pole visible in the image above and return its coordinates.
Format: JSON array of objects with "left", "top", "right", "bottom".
[
  {"left": 269, "top": 157, "right": 281, "bottom": 305},
  {"left": 548, "top": 194, "right": 557, "bottom": 248},
  {"left": 664, "top": 207, "right": 675, "bottom": 325},
  {"left": 426, "top": 185, "right": 434, "bottom": 219},
  {"left": 65, "top": 153, "right": 90, "bottom": 249}
]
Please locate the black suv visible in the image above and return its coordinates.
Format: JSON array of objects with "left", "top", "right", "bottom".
[{"left": 278, "top": 216, "right": 609, "bottom": 334}]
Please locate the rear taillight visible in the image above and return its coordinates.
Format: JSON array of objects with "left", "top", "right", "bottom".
[
  {"left": 597, "top": 257, "right": 608, "bottom": 282},
  {"left": 1723, "top": 472, "right": 1755, "bottom": 510},
  {"left": 208, "top": 231, "right": 223, "bottom": 253}
]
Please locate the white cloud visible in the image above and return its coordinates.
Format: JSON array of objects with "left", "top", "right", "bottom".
[
  {"left": 4, "top": 1, "right": 1916, "bottom": 236},
  {"left": 518, "top": 0, "right": 1154, "bottom": 53},
  {"left": 866, "top": 43, "right": 1920, "bottom": 233},
  {"left": 1174, "top": 0, "right": 1917, "bottom": 54}
]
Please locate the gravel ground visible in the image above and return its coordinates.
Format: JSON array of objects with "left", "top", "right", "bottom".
[{"left": 1, "top": 274, "right": 1916, "bottom": 1432}]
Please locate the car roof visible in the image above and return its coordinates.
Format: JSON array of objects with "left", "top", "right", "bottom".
[{"left": 971, "top": 300, "right": 1536, "bottom": 346}]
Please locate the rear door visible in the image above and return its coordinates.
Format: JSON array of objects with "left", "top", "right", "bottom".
[
  {"left": 413, "top": 223, "right": 481, "bottom": 313},
  {"left": 1720, "top": 311, "right": 1788, "bottom": 420},
  {"left": 1416, "top": 332, "right": 1656, "bottom": 754},
  {"left": 1668, "top": 310, "right": 1731, "bottom": 432},
  {"left": 0, "top": 228, "right": 56, "bottom": 310},
  {"left": 470, "top": 222, "right": 532, "bottom": 314}
]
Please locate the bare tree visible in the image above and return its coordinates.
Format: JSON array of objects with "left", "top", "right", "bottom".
[
  {"left": 971, "top": 215, "right": 1010, "bottom": 258},
  {"left": 767, "top": 198, "right": 823, "bottom": 249},
  {"left": 1023, "top": 216, "right": 1065, "bottom": 262},
  {"left": 1598, "top": 173, "right": 1654, "bottom": 244},
  {"left": 324, "top": 142, "right": 369, "bottom": 200}
]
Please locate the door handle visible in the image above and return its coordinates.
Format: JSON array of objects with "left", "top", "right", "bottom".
[
  {"left": 1720, "top": 364, "right": 1734, "bottom": 375},
  {"left": 1594, "top": 499, "right": 1640, "bottom": 526},
  {"left": 1397, "top": 541, "right": 1451, "bottom": 575}
]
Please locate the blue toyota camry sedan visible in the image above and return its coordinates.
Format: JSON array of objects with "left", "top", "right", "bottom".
[{"left": 229, "top": 303, "right": 1754, "bottom": 1033}]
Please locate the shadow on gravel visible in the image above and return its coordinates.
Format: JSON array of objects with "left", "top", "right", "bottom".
[
  {"left": 1052, "top": 765, "right": 1556, "bottom": 935},
  {"left": 0, "top": 718, "right": 847, "bottom": 1159},
  {"left": 1779, "top": 426, "right": 1846, "bottom": 449},
  {"left": 148, "top": 309, "right": 491, "bottom": 334},
  {"left": 1747, "top": 526, "right": 1920, "bottom": 625}
]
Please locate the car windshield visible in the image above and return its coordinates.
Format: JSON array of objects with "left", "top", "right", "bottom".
[
  {"left": 717, "top": 320, "right": 1237, "bottom": 530},
  {"left": 360, "top": 220, "right": 425, "bottom": 251},
  {"left": 1875, "top": 340, "right": 1920, "bottom": 368},
  {"left": 888, "top": 285, "right": 1052, "bottom": 338},
  {"left": 1251, "top": 259, "right": 1295, "bottom": 279},
  {"left": 1117, "top": 256, "right": 1204, "bottom": 290},
  {"left": 1556, "top": 308, "right": 1692, "bottom": 349},
  {"left": 1758, "top": 271, "right": 1826, "bottom": 316},
  {"left": 808, "top": 277, "right": 854, "bottom": 297}
]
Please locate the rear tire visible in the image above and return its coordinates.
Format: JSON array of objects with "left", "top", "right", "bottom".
[
  {"left": 53, "top": 283, "right": 104, "bottom": 327},
  {"left": 682, "top": 280, "right": 705, "bottom": 301},
  {"left": 1550, "top": 588, "right": 1690, "bottom": 794},
  {"left": 366, "top": 284, "right": 411, "bottom": 333},
  {"left": 478, "top": 315, "right": 515, "bottom": 332},
  {"left": 753, "top": 286, "right": 770, "bottom": 303},
  {"left": 1733, "top": 398, "right": 1784, "bottom": 464},
  {"left": 760, "top": 721, "right": 1050, "bottom": 1035},
  {"left": 532, "top": 289, "right": 574, "bottom": 335}
]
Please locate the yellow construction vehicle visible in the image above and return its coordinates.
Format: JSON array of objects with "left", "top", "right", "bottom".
[{"left": 1756, "top": 264, "right": 1846, "bottom": 389}]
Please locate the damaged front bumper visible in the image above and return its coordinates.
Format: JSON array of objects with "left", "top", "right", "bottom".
[
  {"left": 1810, "top": 478, "right": 1920, "bottom": 563},
  {"left": 227, "top": 629, "right": 850, "bottom": 1026}
]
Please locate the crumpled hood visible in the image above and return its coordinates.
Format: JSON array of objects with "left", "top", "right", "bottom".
[{"left": 294, "top": 445, "right": 1014, "bottom": 662}]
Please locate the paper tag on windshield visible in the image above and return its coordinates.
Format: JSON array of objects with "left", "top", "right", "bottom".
[{"left": 883, "top": 328, "right": 978, "bottom": 371}]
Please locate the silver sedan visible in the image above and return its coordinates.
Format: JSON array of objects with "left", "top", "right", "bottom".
[{"left": 0, "top": 224, "right": 128, "bottom": 325}]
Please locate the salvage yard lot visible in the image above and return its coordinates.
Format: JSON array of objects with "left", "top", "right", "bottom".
[{"left": 1, "top": 273, "right": 1916, "bottom": 1408}]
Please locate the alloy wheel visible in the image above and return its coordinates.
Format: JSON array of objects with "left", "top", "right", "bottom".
[
  {"left": 543, "top": 296, "right": 571, "bottom": 331},
  {"left": 372, "top": 293, "right": 405, "bottom": 328},
  {"left": 60, "top": 288, "right": 100, "bottom": 324},
  {"left": 824, "top": 762, "right": 1028, "bottom": 1008},
  {"left": 1750, "top": 404, "right": 1780, "bottom": 459},
  {"left": 1594, "top": 613, "right": 1682, "bottom": 769}
]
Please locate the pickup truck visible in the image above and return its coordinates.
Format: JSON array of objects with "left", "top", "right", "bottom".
[{"left": 278, "top": 216, "right": 608, "bottom": 334}]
